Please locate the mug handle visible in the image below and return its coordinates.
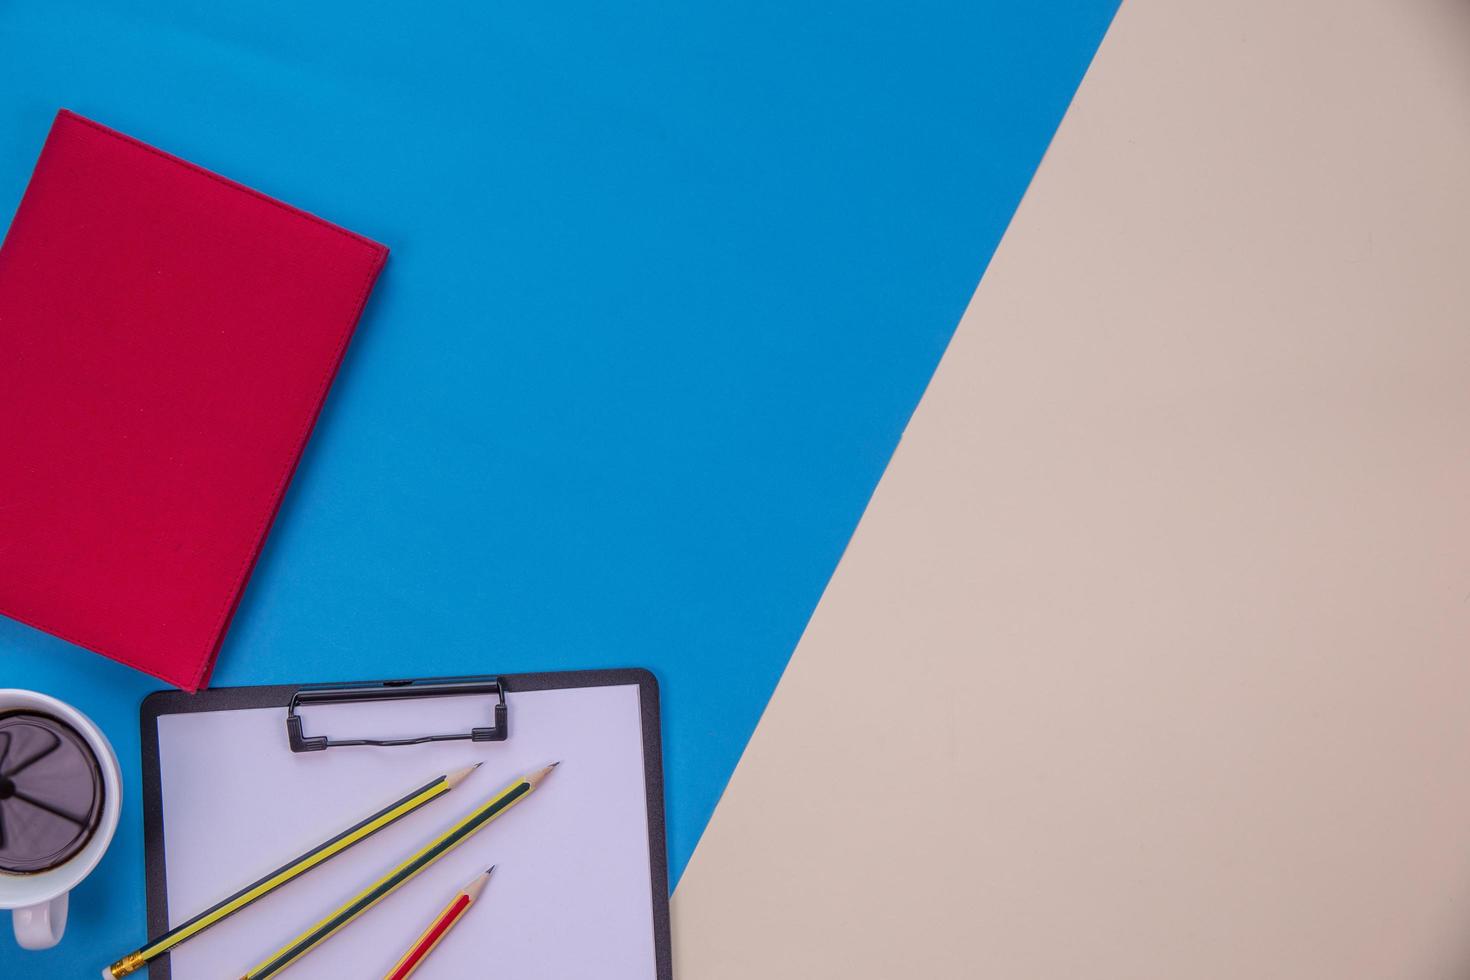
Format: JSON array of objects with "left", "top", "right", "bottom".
[{"left": 13, "top": 892, "right": 68, "bottom": 950}]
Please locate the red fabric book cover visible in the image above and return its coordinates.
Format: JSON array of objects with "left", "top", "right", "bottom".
[{"left": 0, "top": 109, "right": 388, "bottom": 691}]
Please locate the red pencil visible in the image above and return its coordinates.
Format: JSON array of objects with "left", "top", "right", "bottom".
[{"left": 383, "top": 868, "right": 493, "bottom": 980}]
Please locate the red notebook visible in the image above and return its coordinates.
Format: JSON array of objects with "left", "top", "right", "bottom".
[{"left": 0, "top": 110, "right": 388, "bottom": 691}]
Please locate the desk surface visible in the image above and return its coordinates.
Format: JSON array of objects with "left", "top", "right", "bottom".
[
  {"left": 674, "top": 0, "right": 1470, "bottom": 976},
  {"left": 0, "top": 0, "right": 1118, "bottom": 975}
]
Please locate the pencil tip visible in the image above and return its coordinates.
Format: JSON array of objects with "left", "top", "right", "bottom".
[
  {"left": 465, "top": 866, "right": 495, "bottom": 900},
  {"left": 487, "top": 865, "right": 496, "bottom": 875},
  {"left": 445, "top": 763, "right": 481, "bottom": 789},
  {"left": 526, "top": 761, "right": 561, "bottom": 787}
]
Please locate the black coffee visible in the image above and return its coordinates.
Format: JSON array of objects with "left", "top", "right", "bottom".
[{"left": 0, "top": 712, "right": 105, "bottom": 875}]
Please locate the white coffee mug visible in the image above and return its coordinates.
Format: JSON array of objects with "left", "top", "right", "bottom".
[{"left": 0, "top": 689, "right": 121, "bottom": 950}]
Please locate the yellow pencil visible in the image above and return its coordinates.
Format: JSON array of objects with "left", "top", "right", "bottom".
[
  {"left": 383, "top": 867, "right": 493, "bottom": 980},
  {"left": 240, "top": 762, "right": 558, "bottom": 979},
  {"left": 102, "top": 764, "right": 480, "bottom": 979}
]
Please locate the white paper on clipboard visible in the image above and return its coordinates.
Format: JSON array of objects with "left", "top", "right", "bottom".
[{"left": 151, "top": 681, "right": 660, "bottom": 978}]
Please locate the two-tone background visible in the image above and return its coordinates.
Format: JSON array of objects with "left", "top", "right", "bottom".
[{"left": 4, "top": 1, "right": 1470, "bottom": 976}]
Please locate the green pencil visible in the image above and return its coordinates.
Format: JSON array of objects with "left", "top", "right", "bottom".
[
  {"left": 103, "top": 764, "right": 480, "bottom": 979},
  {"left": 239, "top": 762, "right": 559, "bottom": 979}
]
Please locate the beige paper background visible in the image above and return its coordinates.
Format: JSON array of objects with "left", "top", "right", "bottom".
[{"left": 672, "top": 0, "right": 1470, "bottom": 976}]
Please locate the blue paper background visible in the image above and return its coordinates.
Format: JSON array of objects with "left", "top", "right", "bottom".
[{"left": 0, "top": 0, "right": 1117, "bottom": 972}]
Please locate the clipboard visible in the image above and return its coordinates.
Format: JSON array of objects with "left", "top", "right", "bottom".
[{"left": 139, "top": 669, "right": 672, "bottom": 979}]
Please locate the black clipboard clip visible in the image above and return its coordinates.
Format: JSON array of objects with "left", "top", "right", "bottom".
[{"left": 285, "top": 676, "right": 509, "bottom": 753}]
